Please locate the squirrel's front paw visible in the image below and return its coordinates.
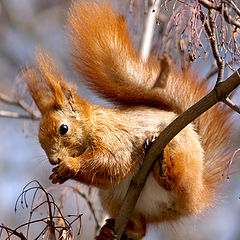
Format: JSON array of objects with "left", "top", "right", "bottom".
[{"left": 49, "top": 157, "right": 80, "bottom": 184}]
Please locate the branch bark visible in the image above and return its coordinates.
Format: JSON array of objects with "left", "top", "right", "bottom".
[{"left": 114, "top": 68, "right": 240, "bottom": 239}]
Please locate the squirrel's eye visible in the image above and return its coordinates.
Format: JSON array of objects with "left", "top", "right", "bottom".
[{"left": 59, "top": 124, "right": 68, "bottom": 135}]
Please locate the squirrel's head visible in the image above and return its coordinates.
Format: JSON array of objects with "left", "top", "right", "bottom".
[
  {"left": 38, "top": 104, "right": 89, "bottom": 165},
  {"left": 23, "top": 50, "right": 89, "bottom": 165}
]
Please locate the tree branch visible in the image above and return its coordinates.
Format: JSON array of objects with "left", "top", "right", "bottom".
[
  {"left": 201, "top": 8, "right": 225, "bottom": 84},
  {"left": 0, "top": 92, "right": 40, "bottom": 120},
  {"left": 223, "top": 97, "right": 240, "bottom": 114},
  {"left": 0, "top": 110, "right": 39, "bottom": 120},
  {"left": 114, "top": 68, "right": 240, "bottom": 239}
]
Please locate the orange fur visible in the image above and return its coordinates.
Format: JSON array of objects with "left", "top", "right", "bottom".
[
  {"left": 23, "top": 1, "right": 233, "bottom": 240},
  {"left": 68, "top": 0, "right": 233, "bottom": 211},
  {"left": 67, "top": 0, "right": 178, "bottom": 111}
]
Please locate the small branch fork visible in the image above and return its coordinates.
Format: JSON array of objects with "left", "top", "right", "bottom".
[{"left": 0, "top": 92, "right": 40, "bottom": 120}]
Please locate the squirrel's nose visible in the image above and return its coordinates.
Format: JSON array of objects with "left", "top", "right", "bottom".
[{"left": 49, "top": 157, "right": 61, "bottom": 165}]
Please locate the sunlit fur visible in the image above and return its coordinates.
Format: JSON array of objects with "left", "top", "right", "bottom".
[{"left": 23, "top": 1, "right": 233, "bottom": 239}]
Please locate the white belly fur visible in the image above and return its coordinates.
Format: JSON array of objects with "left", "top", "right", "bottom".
[{"left": 99, "top": 172, "right": 175, "bottom": 219}]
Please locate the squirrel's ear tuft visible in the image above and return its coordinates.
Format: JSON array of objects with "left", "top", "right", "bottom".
[
  {"left": 22, "top": 50, "right": 77, "bottom": 114},
  {"left": 35, "top": 50, "right": 66, "bottom": 110},
  {"left": 22, "top": 64, "right": 56, "bottom": 113}
]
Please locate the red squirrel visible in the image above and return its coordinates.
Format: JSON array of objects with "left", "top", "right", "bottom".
[{"left": 22, "top": 1, "right": 233, "bottom": 239}]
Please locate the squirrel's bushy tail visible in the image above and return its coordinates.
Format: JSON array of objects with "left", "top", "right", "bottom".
[
  {"left": 68, "top": 0, "right": 233, "bottom": 202},
  {"left": 67, "top": 0, "right": 177, "bottom": 111},
  {"left": 167, "top": 72, "right": 233, "bottom": 201}
]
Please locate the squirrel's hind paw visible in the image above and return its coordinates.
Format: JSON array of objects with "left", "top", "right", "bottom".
[
  {"left": 144, "top": 132, "right": 160, "bottom": 150},
  {"left": 96, "top": 219, "right": 117, "bottom": 240},
  {"left": 153, "top": 144, "right": 175, "bottom": 191}
]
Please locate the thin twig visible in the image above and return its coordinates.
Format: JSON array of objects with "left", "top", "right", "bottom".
[
  {"left": 223, "top": 7, "right": 240, "bottom": 29},
  {"left": 203, "top": 60, "right": 237, "bottom": 82},
  {"left": 0, "top": 92, "right": 40, "bottom": 120},
  {"left": 0, "top": 92, "right": 16, "bottom": 104},
  {"left": 223, "top": 97, "right": 240, "bottom": 114},
  {"left": 0, "top": 110, "right": 39, "bottom": 120},
  {"left": 71, "top": 186, "right": 101, "bottom": 233},
  {"left": 203, "top": 65, "right": 218, "bottom": 82},
  {"left": 0, "top": 225, "right": 27, "bottom": 240},
  {"left": 199, "top": 0, "right": 215, "bottom": 9},
  {"left": 203, "top": 7, "right": 225, "bottom": 84},
  {"left": 222, "top": 148, "right": 240, "bottom": 180}
]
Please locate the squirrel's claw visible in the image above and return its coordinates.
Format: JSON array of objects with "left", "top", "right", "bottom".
[
  {"left": 49, "top": 170, "right": 67, "bottom": 184},
  {"left": 144, "top": 132, "right": 160, "bottom": 150},
  {"left": 49, "top": 158, "right": 79, "bottom": 184}
]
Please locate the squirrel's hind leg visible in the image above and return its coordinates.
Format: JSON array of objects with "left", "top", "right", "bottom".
[{"left": 96, "top": 214, "right": 146, "bottom": 240}]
